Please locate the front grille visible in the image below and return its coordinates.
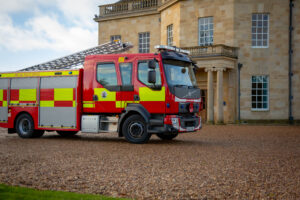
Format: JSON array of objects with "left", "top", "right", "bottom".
[
  {"left": 179, "top": 116, "right": 199, "bottom": 129},
  {"left": 185, "top": 121, "right": 195, "bottom": 127}
]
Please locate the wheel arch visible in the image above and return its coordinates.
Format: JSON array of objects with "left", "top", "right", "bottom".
[
  {"left": 118, "top": 104, "right": 150, "bottom": 137},
  {"left": 14, "top": 111, "right": 35, "bottom": 129}
]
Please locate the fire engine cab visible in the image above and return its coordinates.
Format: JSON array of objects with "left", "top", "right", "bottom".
[{"left": 0, "top": 43, "right": 202, "bottom": 143}]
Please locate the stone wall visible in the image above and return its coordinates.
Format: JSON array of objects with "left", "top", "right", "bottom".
[
  {"left": 234, "top": 0, "right": 291, "bottom": 120},
  {"left": 98, "top": 14, "right": 161, "bottom": 53},
  {"left": 160, "top": 2, "right": 181, "bottom": 46},
  {"left": 179, "top": 0, "right": 235, "bottom": 47}
]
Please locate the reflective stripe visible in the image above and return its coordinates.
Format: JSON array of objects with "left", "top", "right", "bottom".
[
  {"left": 19, "top": 89, "right": 36, "bottom": 101},
  {"left": 39, "top": 126, "right": 74, "bottom": 129},
  {"left": 175, "top": 96, "right": 201, "bottom": 103},
  {"left": 0, "top": 90, "right": 7, "bottom": 107},
  {"left": 116, "top": 101, "right": 140, "bottom": 108},
  {"left": 116, "top": 101, "right": 122, "bottom": 108},
  {"left": 83, "top": 101, "right": 94, "bottom": 104},
  {"left": 0, "top": 70, "right": 79, "bottom": 78},
  {"left": 94, "top": 88, "right": 116, "bottom": 101},
  {"left": 54, "top": 88, "right": 73, "bottom": 101},
  {"left": 83, "top": 103, "right": 95, "bottom": 108},
  {"left": 139, "top": 87, "right": 165, "bottom": 101},
  {"left": 10, "top": 101, "right": 19, "bottom": 104},
  {"left": 83, "top": 101, "right": 95, "bottom": 108},
  {"left": 40, "top": 101, "right": 54, "bottom": 107},
  {"left": 40, "top": 101, "right": 76, "bottom": 107}
]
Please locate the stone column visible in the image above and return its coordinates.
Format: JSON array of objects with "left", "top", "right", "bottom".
[
  {"left": 205, "top": 68, "right": 214, "bottom": 124},
  {"left": 216, "top": 68, "right": 226, "bottom": 124}
]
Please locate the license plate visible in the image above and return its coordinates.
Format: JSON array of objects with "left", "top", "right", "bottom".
[{"left": 186, "top": 127, "right": 194, "bottom": 132}]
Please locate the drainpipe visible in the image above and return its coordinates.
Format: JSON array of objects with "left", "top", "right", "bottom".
[
  {"left": 237, "top": 63, "right": 243, "bottom": 122},
  {"left": 289, "top": 0, "right": 294, "bottom": 123}
]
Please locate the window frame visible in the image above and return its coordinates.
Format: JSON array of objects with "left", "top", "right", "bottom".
[
  {"left": 96, "top": 62, "right": 120, "bottom": 91},
  {"left": 138, "top": 32, "right": 150, "bottom": 53},
  {"left": 251, "top": 75, "right": 269, "bottom": 111},
  {"left": 251, "top": 13, "right": 269, "bottom": 48},
  {"left": 167, "top": 24, "right": 173, "bottom": 46},
  {"left": 119, "top": 62, "right": 133, "bottom": 86},
  {"left": 137, "top": 60, "right": 162, "bottom": 90},
  {"left": 198, "top": 16, "right": 214, "bottom": 46},
  {"left": 110, "top": 35, "right": 121, "bottom": 42}
]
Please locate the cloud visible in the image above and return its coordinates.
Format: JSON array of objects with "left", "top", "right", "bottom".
[{"left": 0, "top": 0, "right": 118, "bottom": 52}]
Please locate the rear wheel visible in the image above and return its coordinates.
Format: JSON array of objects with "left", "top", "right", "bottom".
[
  {"left": 122, "top": 114, "right": 151, "bottom": 144},
  {"left": 57, "top": 131, "right": 78, "bottom": 137},
  {"left": 16, "top": 113, "right": 35, "bottom": 138},
  {"left": 156, "top": 133, "right": 178, "bottom": 140}
]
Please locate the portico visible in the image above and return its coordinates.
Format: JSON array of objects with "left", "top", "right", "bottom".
[{"left": 183, "top": 45, "right": 238, "bottom": 124}]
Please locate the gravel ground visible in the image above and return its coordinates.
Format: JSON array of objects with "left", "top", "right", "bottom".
[{"left": 0, "top": 125, "right": 300, "bottom": 199}]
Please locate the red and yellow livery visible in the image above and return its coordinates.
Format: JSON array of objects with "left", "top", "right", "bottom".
[{"left": 0, "top": 47, "right": 202, "bottom": 143}]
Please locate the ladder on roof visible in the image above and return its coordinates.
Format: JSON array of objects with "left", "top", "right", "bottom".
[{"left": 20, "top": 40, "right": 133, "bottom": 71}]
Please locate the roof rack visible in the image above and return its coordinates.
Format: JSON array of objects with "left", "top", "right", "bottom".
[
  {"left": 21, "top": 40, "right": 132, "bottom": 71},
  {"left": 154, "top": 45, "right": 190, "bottom": 55}
]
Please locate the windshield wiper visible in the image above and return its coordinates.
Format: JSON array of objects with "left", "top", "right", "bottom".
[{"left": 188, "top": 85, "right": 198, "bottom": 89}]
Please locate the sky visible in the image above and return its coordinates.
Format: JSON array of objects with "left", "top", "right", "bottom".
[{"left": 0, "top": 0, "right": 118, "bottom": 72}]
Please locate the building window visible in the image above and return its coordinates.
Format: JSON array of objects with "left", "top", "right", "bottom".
[
  {"left": 252, "top": 13, "right": 269, "bottom": 48},
  {"left": 139, "top": 32, "right": 150, "bottom": 53},
  {"left": 198, "top": 17, "right": 213, "bottom": 46},
  {"left": 110, "top": 35, "right": 121, "bottom": 42},
  {"left": 251, "top": 75, "right": 269, "bottom": 111},
  {"left": 167, "top": 24, "right": 173, "bottom": 46}
]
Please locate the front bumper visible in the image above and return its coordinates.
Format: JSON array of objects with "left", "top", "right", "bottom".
[{"left": 164, "top": 115, "right": 202, "bottom": 133}]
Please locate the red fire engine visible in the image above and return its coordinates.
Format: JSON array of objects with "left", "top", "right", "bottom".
[{"left": 0, "top": 41, "right": 202, "bottom": 143}]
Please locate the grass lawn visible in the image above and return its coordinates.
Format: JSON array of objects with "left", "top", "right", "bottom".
[{"left": 0, "top": 184, "right": 128, "bottom": 200}]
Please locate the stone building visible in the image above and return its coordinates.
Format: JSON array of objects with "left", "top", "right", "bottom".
[{"left": 94, "top": 0, "right": 300, "bottom": 124}]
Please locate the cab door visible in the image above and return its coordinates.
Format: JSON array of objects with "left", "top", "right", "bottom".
[
  {"left": 133, "top": 60, "right": 165, "bottom": 113},
  {"left": 94, "top": 62, "right": 122, "bottom": 113}
]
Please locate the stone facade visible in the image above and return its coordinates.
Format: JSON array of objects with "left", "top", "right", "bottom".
[
  {"left": 98, "top": 13, "right": 161, "bottom": 54},
  {"left": 293, "top": 0, "right": 300, "bottom": 120},
  {"left": 95, "top": 0, "right": 299, "bottom": 123}
]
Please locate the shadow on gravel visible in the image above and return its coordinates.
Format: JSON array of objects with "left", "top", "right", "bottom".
[{"left": 39, "top": 134, "right": 227, "bottom": 147}]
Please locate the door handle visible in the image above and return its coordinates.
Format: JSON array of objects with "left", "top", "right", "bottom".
[
  {"left": 93, "top": 95, "right": 98, "bottom": 101},
  {"left": 134, "top": 95, "right": 140, "bottom": 101}
]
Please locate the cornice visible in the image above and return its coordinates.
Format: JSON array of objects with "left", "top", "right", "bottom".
[{"left": 95, "top": 9, "right": 160, "bottom": 22}]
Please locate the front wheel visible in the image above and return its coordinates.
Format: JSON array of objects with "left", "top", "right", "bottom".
[
  {"left": 156, "top": 133, "right": 178, "bottom": 140},
  {"left": 122, "top": 114, "right": 151, "bottom": 144},
  {"left": 16, "top": 113, "right": 35, "bottom": 138},
  {"left": 57, "top": 131, "right": 78, "bottom": 137}
]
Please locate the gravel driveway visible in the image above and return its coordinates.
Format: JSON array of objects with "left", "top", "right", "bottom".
[{"left": 0, "top": 125, "right": 300, "bottom": 199}]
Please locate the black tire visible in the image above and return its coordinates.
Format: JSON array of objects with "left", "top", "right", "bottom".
[
  {"left": 15, "top": 113, "right": 35, "bottom": 138},
  {"left": 156, "top": 133, "right": 178, "bottom": 140},
  {"left": 122, "top": 114, "right": 151, "bottom": 144},
  {"left": 57, "top": 131, "right": 78, "bottom": 137},
  {"left": 33, "top": 130, "right": 45, "bottom": 138}
]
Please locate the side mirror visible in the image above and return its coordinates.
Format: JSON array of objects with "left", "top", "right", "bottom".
[
  {"left": 148, "top": 60, "right": 156, "bottom": 69},
  {"left": 148, "top": 70, "right": 156, "bottom": 84}
]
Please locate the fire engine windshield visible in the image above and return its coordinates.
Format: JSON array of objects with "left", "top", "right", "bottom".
[{"left": 163, "top": 60, "right": 198, "bottom": 88}]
